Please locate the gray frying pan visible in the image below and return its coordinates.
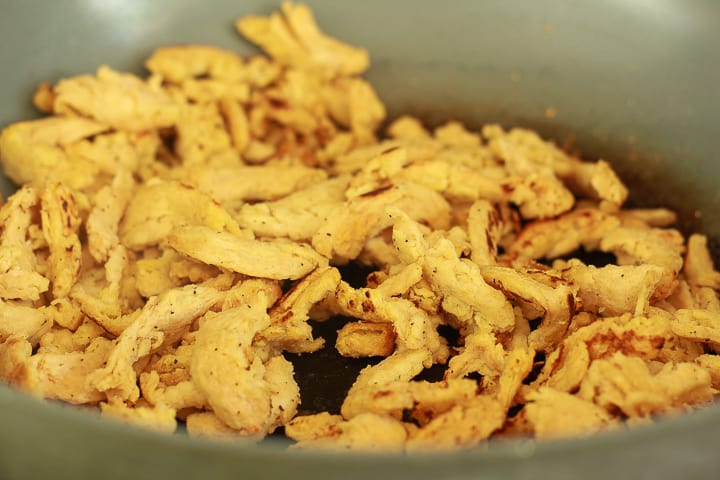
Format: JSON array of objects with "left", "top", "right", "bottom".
[{"left": 0, "top": 1, "right": 718, "bottom": 479}]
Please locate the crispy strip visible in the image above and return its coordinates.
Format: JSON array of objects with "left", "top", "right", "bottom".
[
  {"left": 120, "top": 180, "right": 245, "bottom": 250},
  {"left": 684, "top": 234, "right": 720, "bottom": 289},
  {"left": 480, "top": 265, "right": 575, "bottom": 352},
  {"left": 0, "top": 186, "right": 49, "bottom": 300},
  {"left": 261, "top": 266, "right": 341, "bottom": 354},
  {"left": 40, "top": 182, "right": 82, "bottom": 298},
  {"left": 336, "top": 321, "right": 396, "bottom": 358},
  {"left": 0, "top": 300, "right": 53, "bottom": 345},
  {"left": 168, "top": 225, "right": 327, "bottom": 280},
  {"left": 523, "top": 387, "right": 618, "bottom": 439},
  {"left": 53, "top": 66, "right": 179, "bottom": 131},
  {"left": 0, "top": 116, "right": 108, "bottom": 188},
  {"left": 672, "top": 309, "right": 720, "bottom": 344},
  {"left": 21, "top": 337, "right": 113, "bottom": 405},
  {"left": 236, "top": 2, "right": 369, "bottom": 76},
  {"left": 191, "top": 280, "right": 297, "bottom": 435},
  {"left": 286, "top": 412, "right": 407, "bottom": 452},
  {"left": 184, "top": 165, "right": 327, "bottom": 203}
]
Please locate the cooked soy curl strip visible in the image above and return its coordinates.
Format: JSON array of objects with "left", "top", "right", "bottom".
[{"left": 0, "top": 1, "right": 718, "bottom": 451}]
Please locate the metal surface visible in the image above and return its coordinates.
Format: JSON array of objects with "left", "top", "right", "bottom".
[{"left": 0, "top": 1, "right": 719, "bottom": 478}]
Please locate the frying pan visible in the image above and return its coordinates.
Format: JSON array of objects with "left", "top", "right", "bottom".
[{"left": 1, "top": 1, "right": 719, "bottom": 479}]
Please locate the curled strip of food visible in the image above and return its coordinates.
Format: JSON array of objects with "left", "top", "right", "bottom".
[
  {"left": 532, "top": 339, "right": 590, "bottom": 394},
  {"left": 100, "top": 400, "right": 177, "bottom": 433},
  {"left": 191, "top": 280, "right": 298, "bottom": 435},
  {"left": 327, "top": 140, "right": 430, "bottom": 176},
  {"left": 0, "top": 186, "right": 49, "bottom": 300},
  {"left": 168, "top": 225, "right": 327, "bottom": 280},
  {"left": 219, "top": 97, "right": 250, "bottom": 154},
  {"left": 53, "top": 66, "right": 179, "bottom": 131},
  {"left": 671, "top": 309, "right": 720, "bottom": 344},
  {"left": 467, "top": 199, "right": 501, "bottom": 266},
  {"left": 86, "top": 170, "right": 134, "bottom": 263},
  {"left": 386, "top": 115, "right": 431, "bottom": 140},
  {"left": 90, "top": 284, "right": 226, "bottom": 401},
  {"left": 190, "top": 306, "right": 299, "bottom": 435},
  {"left": 184, "top": 164, "right": 328, "bottom": 204},
  {"left": 286, "top": 412, "right": 407, "bottom": 452},
  {"left": 236, "top": 2, "right": 369, "bottom": 77},
  {"left": 346, "top": 77, "right": 386, "bottom": 144},
  {"left": 534, "top": 315, "right": 675, "bottom": 394},
  {"left": 695, "top": 354, "right": 720, "bottom": 389},
  {"left": 39, "top": 299, "right": 84, "bottom": 333},
  {"left": 373, "top": 262, "right": 424, "bottom": 297},
  {"left": 40, "top": 182, "right": 82, "bottom": 299},
  {"left": 577, "top": 352, "right": 714, "bottom": 418},
  {"left": 139, "top": 338, "right": 206, "bottom": 411},
  {"left": 600, "top": 226, "right": 684, "bottom": 301},
  {"left": 329, "top": 280, "right": 449, "bottom": 363},
  {"left": 503, "top": 174, "right": 575, "bottom": 220},
  {"left": 684, "top": 234, "right": 720, "bottom": 289},
  {"left": 260, "top": 266, "right": 341, "bottom": 354},
  {"left": 341, "top": 349, "right": 432, "bottom": 419},
  {"left": 557, "top": 159, "right": 628, "bottom": 206},
  {"left": 0, "top": 116, "right": 108, "bottom": 189},
  {"left": 662, "top": 280, "right": 720, "bottom": 314},
  {"left": 493, "top": 314, "right": 535, "bottom": 407},
  {"left": 522, "top": 387, "right": 618, "bottom": 439},
  {"left": 394, "top": 160, "right": 507, "bottom": 203},
  {"left": 140, "top": 373, "right": 206, "bottom": 411},
  {"left": 0, "top": 336, "right": 32, "bottom": 383},
  {"left": 0, "top": 301, "right": 53, "bottom": 345},
  {"left": 173, "top": 102, "right": 239, "bottom": 168},
  {"left": 406, "top": 395, "right": 506, "bottom": 451},
  {"left": 483, "top": 125, "right": 571, "bottom": 176},
  {"left": 509, "top": 207, "right": 620, "bottom": 260},
  {"left": 312, "top": 185, "right": 403, "bottom": 263},
  {"left": 19, "top": 337, "right": 113, "bottom": 405},
  {"left": 236, "top": 176, "right": 350, "bottom": 241},
  {"left": 446, "top": 327, "right": 506, "bottom": 380},
  {"left": 619, "top": 207, "right": 678, "bottom": 228},
  {"left": 479, "top": 265, "right": 574, "bottom": 350},
  {"left": 392, "top": 182, "right": 452, "bottom": 232},
  {"left": 558, "top": 260, "right": 664, "bottom": 317},
  {"left": 335, "top": 321, "right": 396, "bottom": 358},
  {"left": 70, "top": 245, "right": 132, "bottom": 336},
  {"left": 423, "top": 235, "right": 515, "bottom": 333},
  {"left": 347, "top": 377, "right": 480, "bottom": 430},
  {"left": 145, "top": 45, "right": 248, "bottom": 83},
  {"left": 120, "top": 180, "right": 245, "bottom": 250},
  {"left": 345, "top": 145, "right": 408, "bottom": 198},
  {"left": 32, "top": 82, "right": 55, "bottom": 113},
  {"left": 185, "top": 411, "right": 262, "bottom": 442},
  {"left": 483, "top": 125, "right": 626, "bottom": 205}
]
